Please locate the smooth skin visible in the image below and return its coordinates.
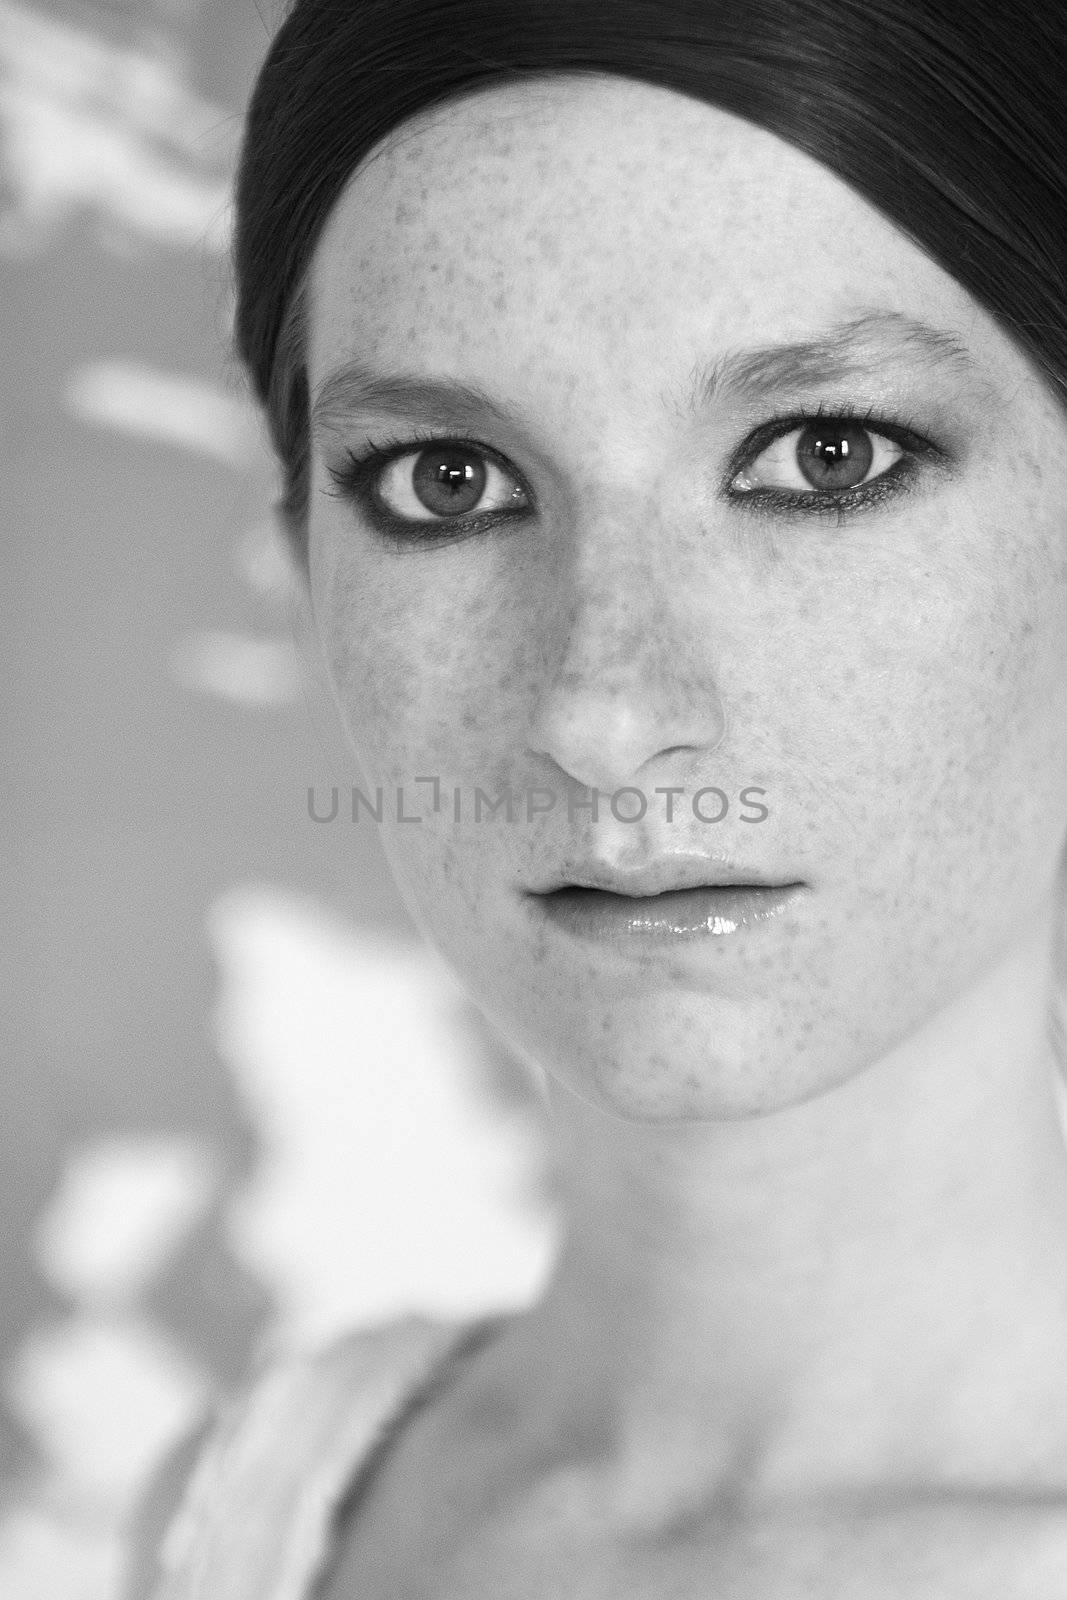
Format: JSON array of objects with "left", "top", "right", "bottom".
[{"left": 301, "top": 73, "right": 1067, "bottom": 1596}]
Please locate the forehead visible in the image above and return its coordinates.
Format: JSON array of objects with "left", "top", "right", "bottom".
[{"left": 308, "top": 72, "right": 999, "bottom": 407}]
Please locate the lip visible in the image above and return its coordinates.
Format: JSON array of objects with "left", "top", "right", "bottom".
[
  {"left": 528, "top": 854, "right": 792, "bottom": 898},
  {"left": 529, "top": 882, "right": 806, "bottom": 943}
]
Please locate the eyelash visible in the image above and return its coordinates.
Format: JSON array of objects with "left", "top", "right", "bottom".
[{"left": 322, "top": 400, "right": 939, "bottom": 548}]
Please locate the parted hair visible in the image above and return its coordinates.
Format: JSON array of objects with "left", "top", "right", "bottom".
[{"left": 231, "top": 0, "right": 1066, "bottom": 569}]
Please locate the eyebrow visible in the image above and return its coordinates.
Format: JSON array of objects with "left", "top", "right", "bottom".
[{"left": 310, "top": 310, "right": 980, "bottom": 435}]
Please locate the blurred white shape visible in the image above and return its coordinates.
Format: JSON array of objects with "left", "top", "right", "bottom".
[
  {"left": 64, "top": 360, "right": 262, "bottom": 466},
  {"left": 208, "top": 884, "right": 559, "bottom": 1351},
  {"left": 3, "top": 1313, "right": 212, "bottom": 1517},
  {"left": 170, "top": 629, "right": 303, "bottom": 707},
  {"left": 0, "top": 1502, "right": 120, "bottom": 1600},
  {"left": 33, "top": 1135, "right": 219, "bottom": 1310},
  {"left": 0, "top": 0, "right": 235, "bottom": 255},
  {"left": 1053, "top": 1054, "right": 1067, "bottom": 1139}
]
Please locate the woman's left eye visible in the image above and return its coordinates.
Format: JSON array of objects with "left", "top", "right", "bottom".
[{"left": 724, "top": 407, "right": 928, "bottom": 515}]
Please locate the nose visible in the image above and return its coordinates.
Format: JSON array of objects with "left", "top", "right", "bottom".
[{"left": 523, "top": 541, "right": 727, "bottom": 797}]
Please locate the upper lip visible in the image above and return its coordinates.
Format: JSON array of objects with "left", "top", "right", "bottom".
[{"left": 530, "top": 857, "right": 797, "bottom": 897}]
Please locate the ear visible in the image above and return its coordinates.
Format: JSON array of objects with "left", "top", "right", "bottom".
[
  {"left": 270, "top": 498, "right": 309, "bottom": 582},
  {"left": 274, "top": 502, "right": 324, "bottom": 693}
]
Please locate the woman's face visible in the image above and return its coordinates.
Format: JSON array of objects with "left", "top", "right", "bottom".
[{"left": 305, "top": 73, "right": 1067, "bottom": 1121}]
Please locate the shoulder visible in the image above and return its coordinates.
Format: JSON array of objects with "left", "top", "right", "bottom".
[
  {"left": 123, "top": 1409, "right": 217, "bottom": 1600},
  {"left": 122, "top": 1313, "right": 481, "bottom": 1600}
]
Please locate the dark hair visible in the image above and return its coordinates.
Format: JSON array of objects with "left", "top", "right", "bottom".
[{"left": 232, "top": 0, "right": 1066, "bottom": 570}]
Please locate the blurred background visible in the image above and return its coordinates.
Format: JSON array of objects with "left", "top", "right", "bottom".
[{"left": 1, "top": 2, "right": 560, "bottom": 1594}]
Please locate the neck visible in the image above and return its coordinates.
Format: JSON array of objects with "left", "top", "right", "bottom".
[{"left": 503, "top": 915, "right": 1067, "bottom": 1524}]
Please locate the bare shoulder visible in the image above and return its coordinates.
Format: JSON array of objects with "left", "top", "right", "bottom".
[
  {"left": 124, "top": 1315, "right": 483, "bottom": 1600},
  {"left": 315, "top": 1326, "right": 544, "bottom": 1599},
  {"left": 122, "top": 1412, "right": 216, "bottom": 1600}
]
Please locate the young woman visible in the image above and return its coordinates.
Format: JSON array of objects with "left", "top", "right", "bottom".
[{"left": 129, "top": 0, "right": 1067, "bottom": 1594}]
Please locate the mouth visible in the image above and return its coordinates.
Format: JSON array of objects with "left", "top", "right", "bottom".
[
  {"left": 529, "top": 859, "right": 798, "bottom": 898},
  {"left": 527, "top": 880, "right": 807, "bottom": 942},
  {"left": 538, "top": 880, "right": 801, "bottom": 899}
]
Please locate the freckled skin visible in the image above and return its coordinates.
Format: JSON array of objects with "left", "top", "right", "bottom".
[
  {"left": 302, "top": 72, "right": 1067, "bottom": 1582},
  {"left": 308, "top": 75, "right": 1067, "bottom": 1125}
]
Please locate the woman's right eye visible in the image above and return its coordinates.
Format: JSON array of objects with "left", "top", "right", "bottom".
[{"left": 324, "top": 432, "right": 531, "bottom": 544}]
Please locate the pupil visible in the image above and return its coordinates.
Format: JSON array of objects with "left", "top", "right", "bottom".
[
  {"left": 802, "top": 421, "right": 871, "bottom": 489},
  {"left": 438, "top": 460, "right": 471, "bottom": 497},
  {"left": 414, "top": 447, "right": 486, "bottom": 514}
]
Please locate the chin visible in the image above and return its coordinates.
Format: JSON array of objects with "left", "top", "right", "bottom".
[{"left": 527, "top": 1031, "right": 862, "bottom": 1126}]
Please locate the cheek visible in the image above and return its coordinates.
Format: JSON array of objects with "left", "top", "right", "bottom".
[
  {"left": 313, "top": 490, "right": 1067, "bottom": 865},
  {"left": 905, "top": 519, "right": 1067, "bottom": 791},
  {"left": 803, "top": 503, "right": 1067, "bottom": 894},
  {"left": 314, "top": 541, "right": 512, "bottom": 779}
]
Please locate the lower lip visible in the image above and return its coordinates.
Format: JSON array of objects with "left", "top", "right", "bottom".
[{"left": 530, "top": 884, "right": 806, "bottom": 943}]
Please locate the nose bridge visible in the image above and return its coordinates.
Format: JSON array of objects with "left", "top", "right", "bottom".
[
  {"left": 538, "top": 467, "right": 703, "bottom": 697},
  {"left": 526, "top": 501, "right": 727, "bottom": 792},
  {"left": 553, "top": 527, "right": 671, "bottom": 686}
]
